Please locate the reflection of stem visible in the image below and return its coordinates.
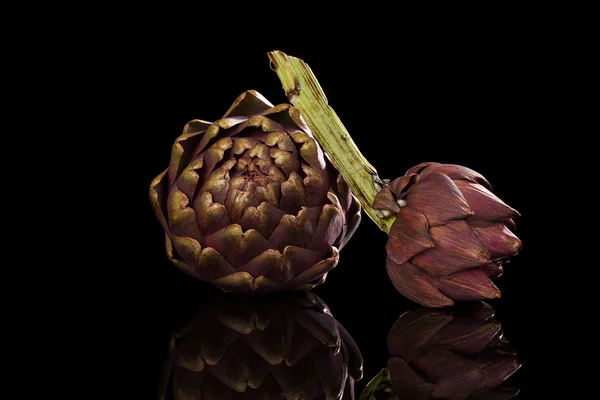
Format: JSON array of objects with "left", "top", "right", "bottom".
[
  {"left": 268, "top": 51, "right": 395, "bottom": 233},
  {"left": 359, "top": 367, "right": 394, "bottom": 400}
]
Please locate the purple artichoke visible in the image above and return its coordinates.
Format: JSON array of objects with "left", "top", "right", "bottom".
[
  {"left": 159, "top": 291, "right": 363, "bottom": 399},
  {"left": 150, "top": 91, "right": 361, "bottom": 294},
  {"left": 360, "top": 302, "right": 521, "bottom": 400},
  {"left": 372, "top": 163, "right": 522, "bottom": 307}
]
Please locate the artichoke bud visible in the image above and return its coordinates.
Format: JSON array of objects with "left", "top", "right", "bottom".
[
  {"left": 150, "top": 91, "right": 362, "bottom": 294},
  {"left": 372, "top": 163, "right": 522, "bottom": 307}
]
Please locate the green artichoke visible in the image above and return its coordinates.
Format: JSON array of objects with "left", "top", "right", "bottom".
[
  {"left": 150, "top": 91, "right": 361, "bottom": 294},
  {"left": 159, "top": 291, "right": 363, "bottom": 399},
  {"left": 373, "top": 163, "right": 522, "bottom": 307}
]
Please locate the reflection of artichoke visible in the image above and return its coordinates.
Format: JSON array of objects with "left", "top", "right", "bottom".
[
  {"left": 150, "top": 91, "right": 361, "bottom": 294},
  {"left": 159, "top": 291, "right": 363, "bottom": 399},
  {"left": 373, "top": 163, "right": 522, "bottom": 307},
  {"left": 360, "top": 302, "right": 520, "bottom": 400}
]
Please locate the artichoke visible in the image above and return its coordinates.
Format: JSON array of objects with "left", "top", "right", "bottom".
[
  {"left": 360, "top": 302, "right": 521, "bottom": 400},
  {"left": 373, "top": 163, "right": 522, "bottom": 307},
  {"left": 158, "top": 291, "right": 363, "bottom": 399},
  {"left": 150, "top": 91, "right": 361, "bottom": 294}
]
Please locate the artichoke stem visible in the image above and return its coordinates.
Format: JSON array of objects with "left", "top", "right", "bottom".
[
  {"left": 359, "top": 367, "right": 393, "bottom": 400},
  {"left": 268, "top": 50, "right": 395, "bottom": 233}
]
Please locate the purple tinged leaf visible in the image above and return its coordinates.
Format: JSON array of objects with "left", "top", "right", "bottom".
[
  {"left": 210, "top": 271, "right": 255, "bottom": 294},
  {"left": 285, "top": 326, "right": 320, "bottom": 366},
  {"left": 387, "top": 311, "right": 453, "bottom": 361},
  {"left": 253, "top": 276, "right": 293, "bottom": 294},
  {"left": 437, "top": 268, "right": 501, "bottom": 301},
  {"left": 295, "top": 310, "right": 340, "bottom": 350},
  {"left": 302, "top": 164, "right": 328, "bottom": 207},
  {"left": 183, "top": 119, "right": 212, "bottom": 135},
  {"left": 186, "top": 247, "right": 236, "bottom": 281},
  {"left": 288, "top": 106, "right": 311, "bottom": 133},
  {"left": 231, "top": 136, "right": 259, "bottom": 155},
  {"left": 423, "top": 164, "right": 492, "bottom": 189},
  {"left": 149, "top": 168, "right": 169, "bottom": 231},
  {"left": 238, "top": 202, "right": 286, "bottom": 239},
  {"left": 197, "top": 320, "right": 239, "bottom": 366},
  {"left": 478, "top": 355, "right": 521, "bottom": 389},
  {"left": 483, "top": 263, "right": 504, "bottom": 279},
  {"left": 432, "top": 355, "right": 520, "bottom": 399},
  {"left": 455, "top": 180, "right": 520, "bottom": 221},
  {"left": 309, "top": 205, "right": 343, "bottom": 254},
  {"left": 389, "top": 173, "right": 419, "bottom": 198},
  {"left": 272, "top": 355, "right": 320, "bottom": 400},
  {"left": 240, "top": 328, "right": 286, "bottom": 366},
  {"left": 257, "top": 181, "right": 282, "bottom": 208},
  {"left": 471, "top": 222, "right": 523, "bottom": 259},
  {"left": 406, "top": 173, "right": 474, "bottom": 226},
  {"left": 203, "top": 225, "right": 272, "bottom": 268},
  {"left": 269, "top": 214, "right": 307, "bottom": 251},
  {"left": 200, "top": 137, "right": 233, "bottom": 180},
  {"left": 191, "top": 123, "right": 221, "bottom": 159},
  {"left": 372, "top": 186, "right": 400, "bottom": 214},
  {"left": 240, "top": 249, "right": 285, "bottom": 279},
  {"left": 247, "top": 115, "right": 281, "bottom": 133},
  {"left": 435, "top": 319, "right": 502, "bottom": 354},
  {"left": 174, "top": 167, "right": 200, "bottom": 200},
  {"left": 335, "top": 174, "right": 352, "bottom": 212},
  {"left": 261, "top": 104, "right": 300, "bottom": 132},
  {"left": 386, "top": 258, "right": 454, "bottom": 308},
  {"left": 314, "top": 346, "right": 347, "bottom": 398},
  {"left": 337, "top": 323, "right": 363, "bottom": 381},
  {"left": 459, "top": 301, "right": 496, "bottom": 321},
  {"left": 165, "top": 237, "right": 204, "bottom": 281},
  {"left": 338, "top": 203, "right": 361, "bottom": 250},
  {"left": 301, "top": 206, "right": 322, "bottom": 241},
  {"left": 282, "top": 246, "right": 327, "bottom": 276},
  {"left": 222, "top": 90, "right": 274, "bottom": 118},
  {"left": 411, "top": 221, "right": 491, "bottom": 276},
  {"left": 504, "top": 218, "right": 517, "bottom": 231},
  {"left": 168, "top": 130, "right": 205, "bottom": 187},
  {"left": 386, "top": 208, "right": 435, "bottom": 265},
  {"left": 260, "top": 130, "right": 297, "bottom": 152},
  {"left": 170, "top": 235, "right": 202, "bottom": 268},
  {"left": 193, "top": 192, "right": 231, "bottom": 237},
  {"left": 167, "top": 188, "right": 202, "bottom": 241},
  {"left": 224, "top": 178, "right": 261, "bottom": 223},
  {"left": 198, "top": 167, "right": 231, "bottom": 205},
  {"left": 405, "top": 162, "right": 440, "bottom": 176},
  {"left": 293, "top": 250, "right": 338, "bottom": 284},
  {"left": 207, "top": 341, "right": 270, "bottom": 392},
  {"left": 278, "top": 171, "right": 308, "bottom": 215},
  {"left": 270, "top": 147, "right": 299, "bottom": 177},
  {"left": 412, "top": 347, "right": 483, "bottom": 382},
  {"left": 295, "top": 207, "right": 317, "bottom": 246},
  {"left": 388, "top": 357, "right": 433, "bottom": 400},
  {"left": 291, "top": 132, "right": 328, "bottom": 176}
]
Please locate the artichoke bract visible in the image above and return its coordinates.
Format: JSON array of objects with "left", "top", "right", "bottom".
[
  {"left": 373, "top": 163, "right": 522, "bottom": 308},
  {"left": 150, "top": 91, "right": 361, "bottom": 294},
  {"left": 159, "top": 291, "right": 363, "bottom": 399}
]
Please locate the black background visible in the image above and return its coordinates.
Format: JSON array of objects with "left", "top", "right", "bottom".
[{"left": 109, "top": 36, "right": 551, "bottom": 398}]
